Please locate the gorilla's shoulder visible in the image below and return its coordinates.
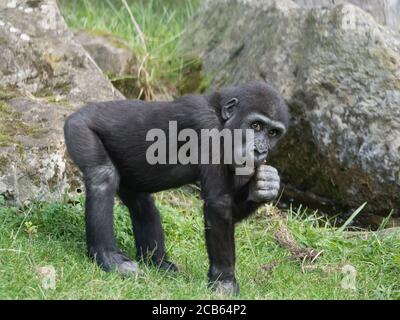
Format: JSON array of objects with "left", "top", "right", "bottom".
[{"left": 174, "top": 94, "right": 210, "bottom": 109}]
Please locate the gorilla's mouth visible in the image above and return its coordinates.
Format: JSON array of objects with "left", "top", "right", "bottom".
[
  {"left": 254, "top": 149, "right": 268, "bottom": 166},
  {"left": 229, "top": 147, "right": 268, "bottom": 173}
]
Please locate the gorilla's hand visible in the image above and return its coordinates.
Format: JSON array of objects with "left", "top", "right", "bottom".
[{"left": 247, "top": 165, "right": 280, "bottom": 203}]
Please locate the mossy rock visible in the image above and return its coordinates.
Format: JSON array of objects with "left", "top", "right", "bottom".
[
  {"left": 177, "top": 56, "right": 212, "bottom": 95},
  {"left": 0, "top": 100, "right": 43, "bottom": 147}
]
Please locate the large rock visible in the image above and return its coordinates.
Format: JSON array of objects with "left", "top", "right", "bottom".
[
  {"left": 0, "top": 0, "right": 123, "bottom": 204},
  {"left": 74, "top": 30, "right": 142, "bottom": 98},
  {"left": 74, "top": 30, "right": 134, "bottom": 76},
  {"left": 292, "top": 0, "right": 400, "bottom": 32},
  {"left": 181, "top": 0, "right": 400, "bottom": 216}
]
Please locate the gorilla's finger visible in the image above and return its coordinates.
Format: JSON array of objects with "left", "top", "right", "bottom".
[
  {"left": 256, "top": 164, "right": 269, "bottom": 172},
  {"left": 256, "top": 181, "right": 268, "bottom": 189},
  {"left": 256, "top": 165, "right": 276, "bottom": 175},
  {"left": 256, "top": 171, "right": 280, "bottom": 182},
  {"left": 265, "top": 165, "right": 278, "bottom": 173},
  {"left": 256, "top": 181, "right": 280, "bottom": 190},
  {"left": 256, "top": 190, "right": 278, "bottom": 200}
]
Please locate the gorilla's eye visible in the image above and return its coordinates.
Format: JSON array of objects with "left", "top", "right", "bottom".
[
  {"left": 251, "top": 122, "right": 263, "bottom": 132},
  {"left": 268, "top": 129, "right": 280, "bottom": 137}
]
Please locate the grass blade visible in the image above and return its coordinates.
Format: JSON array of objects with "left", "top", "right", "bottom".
[{"left": 337, "top": 202, "right": 367, "bottom": 233}]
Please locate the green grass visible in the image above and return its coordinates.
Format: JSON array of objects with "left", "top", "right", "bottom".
[
  {"left": 2, "top": 0, "right": 397, "bottom": 300},
  {"left": 0, "top": 191, "right": 399, "bottom": 299},
  {"left": 58, "top": 0, "right": 201, "bottom": 96}
]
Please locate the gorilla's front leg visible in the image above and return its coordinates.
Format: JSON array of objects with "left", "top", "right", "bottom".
[{"left": 203, "top": 194, "right": 239, "bottom": 296}]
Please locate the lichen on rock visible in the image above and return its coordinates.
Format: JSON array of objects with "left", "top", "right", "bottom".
[{"left": 0, "top": 0, "right": 124, "bottom": 204}]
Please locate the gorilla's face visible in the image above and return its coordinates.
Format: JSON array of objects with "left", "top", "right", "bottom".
[{"left": 219, "top": 81, "right": 289, "bottom": 175}]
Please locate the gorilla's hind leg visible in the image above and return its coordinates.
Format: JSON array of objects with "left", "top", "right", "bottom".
[
  {"left": 118, "top": 189, "right": 177, "bottom": 272},
  {"left": 64, "top": 116, "right": 139, "bottom": 276}
]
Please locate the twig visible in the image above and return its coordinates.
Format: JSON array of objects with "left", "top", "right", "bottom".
[{"left": 274, "top": 224, "right": 323, "bottom": 262}]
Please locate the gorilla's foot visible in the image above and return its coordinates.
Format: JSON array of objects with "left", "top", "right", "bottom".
[
  {"left": 211, "top": 280, "right": 240, "bottom": 296},
  {"left": 92, "top": 250, "right": 141, "bottom": 276}
]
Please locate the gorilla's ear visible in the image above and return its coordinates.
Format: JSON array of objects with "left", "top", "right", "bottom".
[{"left": 221, "top": 98, "right": 239, "bottom": 120}]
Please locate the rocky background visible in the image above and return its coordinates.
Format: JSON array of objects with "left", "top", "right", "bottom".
[
  {"left": 180, "top": 0, "right": 400, "bottom": 218},
  {"left": 0, "top": 0, "right": 399, "bottom": 222},
  {"left": 0, "top": 0, "right": 123, "bottom": 204},
  {"left": 293, "top": 0, "right": 400, "bottom": 32}
]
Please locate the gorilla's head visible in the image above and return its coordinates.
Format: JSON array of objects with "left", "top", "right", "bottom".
[{"left": 214, "top": 81, "right": 289, "bottom": 174}]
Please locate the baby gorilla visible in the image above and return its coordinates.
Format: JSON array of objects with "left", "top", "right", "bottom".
[{"left": 64, "top": 81, "right": 289, "bottom": 295}]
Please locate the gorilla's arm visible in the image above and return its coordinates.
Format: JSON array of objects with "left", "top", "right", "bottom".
[{"left": 233, "top": 193, "right": 261, "bottom": 223}]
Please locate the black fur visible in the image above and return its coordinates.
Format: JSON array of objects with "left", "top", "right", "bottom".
[{"left": 64, "top": 81, "right": 289, "bottom": 295}]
